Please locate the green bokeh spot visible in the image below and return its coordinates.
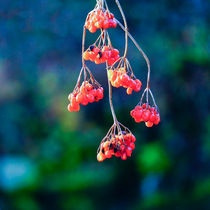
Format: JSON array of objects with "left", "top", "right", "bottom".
[{"left": 138, "top": 142, "right": 170, "bottom": 174}]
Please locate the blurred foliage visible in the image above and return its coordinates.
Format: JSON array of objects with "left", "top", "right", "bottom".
[{"left": 0, "top": 0, "right": 209, "bottom": 210}]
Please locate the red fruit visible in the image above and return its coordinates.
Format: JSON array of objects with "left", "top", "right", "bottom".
[
  {"left": 126, "top": 147, "right": 132, "bottom": 157},
  {"left": 67, "top": 104, "right": 73, "bottom": 112},
  {"left": 121, "top": 152, "right": 127, "bottom": 160},
  {"left": 133, "top": 110, "right": 143, "bottom": 122},
  {"left": 134, "top": 117, "right": 142, "bottom": 123},
  {"left": 111, "top": 71, "right": 117, "bottom": 82},
  {"left": 103, "top": 20, "right": 110, "bottom": 29},
  {"left": 131, "top": 135, "right": 136, "bottom": 142},
  {"left": 142, "top": 110, "right": 151, "bottom": 121},
  {"left": 97, "top": 152, "right": 105, "bottom": 162},
  {"left": 103, "top": 141, "right": 110, "bottom": 149},
  {"left": 86, "top": 83, "right": 93, "bottom": 91},
  {"left": 129, "top": 142, "right": 135, "bottom": 150},
  {"left": 112, "top": 20, "right": 117, "bottom": 28},
  {"left": 108, "top": 70, "right": 113, "bottom": 81},
  {"left": 103, "top": 51, "right": 111, "bottom": 60},
  {"left": 130, "top": 110, "right": 135, "bottom": 117},
  {"left": 102, "top": 46, "right": 109, "bottom": 52},
  {"left": 134, "top": 79, "right": 142, "bottom": 92},
  {"left": 90, "top": 89, "right": 97, "bottom": 97},
  {"left": 149, "top": 113, "right": 156, "bottom": 122},
  {"left": 93, "top": 47, "right": 100, "bottom": 54},
  {"left": 120, "top": 74, "right": 129, "bottom": 84},
  {"left": 126, "top": 87, "right": 133, "bottom": 95},
  {"left": 80, "top": 85, "right": 87, "bottom": 94},
  {"left": 107, "top": 12, "right": 114, "bottom": 19},
  {"left": 95, "top": 56, "right": 102, "bottom": 64},
  {"left": 154, "top": 115, "right": 160, "bottom": 125},
  {"left": 112, "top": 49, "right": 119, "bottom": 57},
  {"left": 83, "top": 51, "right": 89, "bottom": 60},
  {"left": 89, "top": 26, "right": 97, "bottom": 33},
  {"left": 142, "top": 104, "right": 147, "bottom": 109},
  {"left": 129, "top": 79, "right": 136, "bottom": 89},
  {"left": 71, "top": 96, "right": 77, "bottom": 105},
  {"left": 76, "top": 93, "right": 83, "bottom": 103},
  {"left": 145, "top": 121, "right": 153, "bottom": 127},
  {"left": 107, "top": 58, "right": 116, "bottom": 66},
  {"left": 105, "top": 150, "right": 112, "bottom": 158},
  {"left": 68, "top": 93, "right": 73, "bottom": 101},
  {"left": 87, "top": 94, "right": 95, "bottom": 103},
  {"left": 80, "top": 96, "right": 88, "bottom": 106},
  {"left": 115, "top": 151, "right": 121, "bottom": 157},
  {"left": 97, "top": 88, "right": 104, "bottom": 99},
  {"left": 73, "top": 103, "right": 80, "bottom": 112},
  {"left": 120, "top": 145, "right": 126, "bottom": 152}
]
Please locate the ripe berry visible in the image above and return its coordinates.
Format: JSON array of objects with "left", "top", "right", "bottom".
[
  {"left": 67, "top": 81, "right": 104, "bottom": 112},
  {"left": 130, "top": 103, "right": 160, "bottom": 127},
  {"left": 108, "top": 67, "right": 142, "bottom": 94},
  {"left": 83, "top": 45, "right": 120, "bottom": 65},
  {"left": 146, "top": 121, "right": 153, "bottom": 127},
  {"left": 97, "top": 130, "right": 136, "bottom": 161},
  {"left": 85, "top": 9, "right": 117, "bottom": 33},
  {"left": 121, "top": 152, "right": 127, "bottom": 160}
]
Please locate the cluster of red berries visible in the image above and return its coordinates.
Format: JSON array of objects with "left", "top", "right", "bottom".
[
  {"left": 97, "top": 131, "right": 136, "bottom": 162},
  {"left": 83, "top": 45, "right": 120, "bottom": 65},
  {"left": 68, "top": 0, "right": 161, "bottom": 162},
  {"left": 68, "top": 81, "right": 104, "bottom": 112},
  {"left": 108, "top": 68, "right": 142, "bottom": 94},
  {"left": 130, "top": 104, "right": 160, "bottom": 127},
  {"left": 85, "top": 9, "right": 117, "bottom": 33}
]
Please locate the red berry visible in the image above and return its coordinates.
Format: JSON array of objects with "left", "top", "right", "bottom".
[
  {"left": 129, "top": 142, "right": 135, "bottom": 150},
  {"left": 145, "top": 121, "right": 153, "bottom": 127},
  {"left": 142, "top": 110, "right": 151, "bottom": 121},
  {"left": 121, "top": 152, "right": 127, "bottom": 160},
  {"left": 126, "top": 87, "right": 133, "bottom": 95}
]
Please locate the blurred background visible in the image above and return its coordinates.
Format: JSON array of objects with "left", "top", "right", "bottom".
[{"left": 0, "top": 0, "right": 209, "bottom": 209}]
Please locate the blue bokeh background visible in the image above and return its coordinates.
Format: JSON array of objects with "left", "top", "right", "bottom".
[{"left": 0, "top": 0, "right": 209, "bottom": 209}]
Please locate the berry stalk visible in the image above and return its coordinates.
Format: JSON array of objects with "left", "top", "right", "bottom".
[
  {"left": 82, "top": 27, "right": 86, "bottom": 67},
  {"left": 116, "top": 19, "right": 151, "bottom": 89},
  {"left": 106, "top": 63, "right": 122, "bottom": 133},
  {"left": 68, "top": 0, "right": 160, "bottom": 161},
  {"left": 114, "top": 0, "right": 128, "bottom": 58}
]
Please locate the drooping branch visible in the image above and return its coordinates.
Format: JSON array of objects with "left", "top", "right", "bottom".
[
  {"left": 82, "top": 27, "right": 86, "bottom": 67},
  {"left": 116, "top": 19, "right": 151, "bottom": 89},
  {"left": 114, "top": 0, "right": 128, "bottom": 58},
  {"left": 106, "top": 63, "right": 123, "bottom": 134}
]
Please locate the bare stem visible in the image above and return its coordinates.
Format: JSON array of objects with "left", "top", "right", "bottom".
[
  {"left": 82, "top": 26, "right": 86, "bottom": 67},
  {"left": 116, "top": 19, "right": 151, "bottom": 89},
  {"left": 74, "top": 67, "right": 84, "bottom": 91},
  {"left": 106, "top": 63, "right": 123, "bottom": 135},
  {"left": 148, "top": 89, "right": 157, "bottom": 108},
  {"left": 106, "top": 67, "right": 118, "bottom": 124},
  {"left": 115, "top": 0, "right": 128, "bottom": 58}
]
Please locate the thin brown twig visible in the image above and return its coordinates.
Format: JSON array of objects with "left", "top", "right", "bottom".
[
  {"left": 82, "top": 27, "right": 86, "bottom": 67},
  {"left": 115, "top": 19, "right": 151, "bottom": 89},
  {"left": 115, "top": 0, "right": 128, "bottom": 58}
]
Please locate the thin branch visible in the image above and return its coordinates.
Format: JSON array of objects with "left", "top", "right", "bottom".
[
  {"left": 115, "top": 0, "right": 128, "bottom": 58},
  {"left": 116, "top": 19, "right": 151, "bottom": 89},
  {"left": 82, "top": 26, "right": 86, "bottom": 67},
  {"left": 106, "top": 64, "right": 118, "bottom": 124},
  {"left": 106, "top": 63, "right": 123, "bottom": 135}
]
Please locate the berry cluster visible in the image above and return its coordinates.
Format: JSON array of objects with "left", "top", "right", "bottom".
[
  {"left": 68, "top": 0, "right": 160, "bottom": 162},
  {"left": 108, "top": 68, "right": 142, "bottom": 94},
  {"left": 97, "top": 131, "right": 136, "bottom": 162},
  {"left": 68, "top": 81, "right": 103, "bottom": 112},
  {"left": 83, "top": 45, "right": 120, "bottom": 65},
  {"left": 85, "top": 9, "right": 117, "bottom": 33},
  {"left": 130, "top": 103, "right": 160, "bottom": 127}
]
